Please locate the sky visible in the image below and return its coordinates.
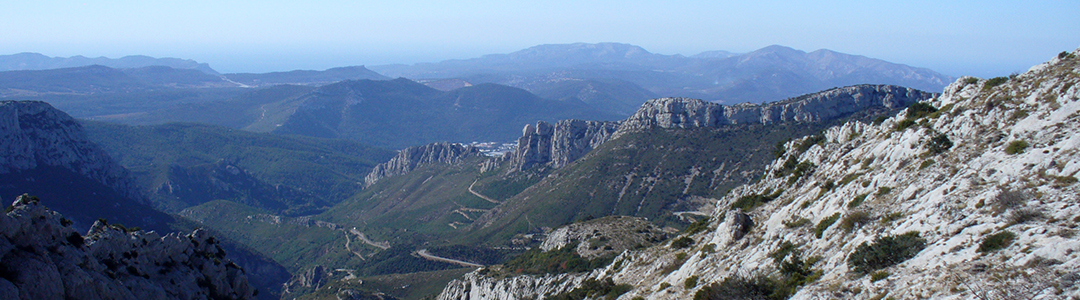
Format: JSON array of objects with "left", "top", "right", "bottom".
[{"left": 2, "top": 0, "right": 1078, "bottom": 77}]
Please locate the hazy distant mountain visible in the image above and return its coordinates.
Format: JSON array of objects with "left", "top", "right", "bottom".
[
  {"left": 224, "top": 66, "right": 390, "bottom": 87},
  {"left": 273, "top": 78, "right": 619, "bottom": 149},
  {"left": 0, "top": 52, "right": 219, "bottom": 74},
  {"left": 371, "top": 43, "right": 953, "bottom": 106}
]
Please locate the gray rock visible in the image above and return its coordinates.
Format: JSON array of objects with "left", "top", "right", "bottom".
[
  {"left": 363, "top": 142, "right": 482, "bottom": 186},
  {"left": 0, "top": 197, "right": 256, "bottom": 300},
  {"left": 617, "top": 84, "right": 934, "bottom": 133},
  {"left": 508, "top": 119, "right": 619, "bottom": 171}
]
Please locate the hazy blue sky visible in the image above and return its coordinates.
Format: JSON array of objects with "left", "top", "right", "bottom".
[{"left": 2, "top": 0, "right": 1077, "bottom": 77}]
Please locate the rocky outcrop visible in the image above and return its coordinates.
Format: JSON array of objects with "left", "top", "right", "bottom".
[
  {"left": 437, "top": 271, "right": 587, "bottom": 300},
  {"left": 0, "top": 194, "right": 256, "bottom": 300},
  {"left": 539, "top": 216, "right": 671, "bottom": 259},
  {"left": 617, "top": 84, "right": 934, "bottom": 133},
  {"left": 0, "top": 101, "right": 139, "bottom": 200},
  {"left": 508, "top": 119, "right": 620, "bottom": 171},
  {"left": 364, "top": 142, "right": 481, "bottom": 187}
]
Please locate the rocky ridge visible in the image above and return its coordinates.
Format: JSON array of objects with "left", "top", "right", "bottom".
[
  {"left": 617, "top": 85, "right": 934, "bottom": 133},
  {"left": 0, "top": 101, "right": 139, "bottom": 200},
  {"left": 364, "top": 142, "right": 482, "bottom": 187},
  {"left": 438, "top": 50, "right": 1080, "bottom": 299},
  {"left": 0, "top": 194, "right": 255, "bottom": 300},
  {"left": 502, "top": 84, "right": 932, "bottom": 172}
]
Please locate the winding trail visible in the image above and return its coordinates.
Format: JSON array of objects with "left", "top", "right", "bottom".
[
  {"left": 343, "top": 232, "right": 366, "bottom": 261},
  {"left": 468, "top": 180, "right": 501, "bottom": 204},
  {"left": 415, "top": 249, "right": 483, "bottom": 268},
  {"left": 351, "top": 228, "right": 390, "bottom": 250}
]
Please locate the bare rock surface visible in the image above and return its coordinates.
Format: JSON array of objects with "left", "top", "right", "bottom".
[{"left": 0, "top": 194, "right": 256, "bottom": 300}]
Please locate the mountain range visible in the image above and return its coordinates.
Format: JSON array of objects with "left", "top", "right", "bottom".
[{"left": 371, "top": 43, "right": 953, "bottom": 104}]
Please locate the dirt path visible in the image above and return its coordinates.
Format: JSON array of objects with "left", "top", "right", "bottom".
[
  {"left": 468, "top": 180, "right": 501, "bottom": 204},
  {"left": 351, "top": 228, "right": 390, "bottom": 250},
  {"left": 415, "top": 249, "right": 483, "bottom": 268}
]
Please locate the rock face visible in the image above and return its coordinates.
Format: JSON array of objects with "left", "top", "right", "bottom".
[
  {"left": 437, "top": 271, "right": 587, "bottom": 300},
  {"left": 618, "top": 84, "right": 934, "bottom": 133},
  {"left": 0, "top": 100, "right": 139, "bottom": 200},
  {"left": 439, "top": 50, "right": 1080, "bottom": 300},
  {"left": 0, "top": 194, "right": 256, "bottom": 300},
  {"left": 510, "top": 120, "right": 620, "bottom": 171},
  {"left": 364, "top": 142, "right": 482, "bottom": 187}
]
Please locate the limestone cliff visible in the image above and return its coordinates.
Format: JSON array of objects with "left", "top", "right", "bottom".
[
  {"left": 0, "top": 100, "right": 139, "bottom": 200},
  {"left": 617, "top": 85, "right": 934, "bottom": 133},
  {"left": 364, "top": 142, "right": 482, "bottom": 187},
  {"left": 509, "top": 120, "right": 620, "bottom": 171},
  {"left": 439, "top": 49, "right": 1080, "bottom": 300},
  {"left": 0, "top": 194, "right": 256, "bottom": 300}
]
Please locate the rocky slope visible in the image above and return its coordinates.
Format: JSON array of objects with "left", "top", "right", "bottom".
[
  {"left": 438, "top": 50, "right": 1080, "bottom": 299},
  {"left": 364, "top": 142, "right": 482, "bottom": 187},
  {"left": 0, "top": 194, "right": 255, "bottom": 300}
]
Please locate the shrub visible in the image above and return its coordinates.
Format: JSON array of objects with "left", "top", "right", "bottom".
[
  {"left": 783, "top": 217, "right": 810, "bottom": 228},
  {"left": 894, "top": 119, "right": 917, "bottom": 131},
  {"left": 66, "top": 232, "right": 85, "bottom": 247},
  {"left": 820, "top": 180, "right": 835, "bottom": 192},
  {"left": 840, "top": 211, "right": 873, "bottom": 232},
  {"left": 788, "top": 162, "right": 814, "bottom": 184},
  {"left": 814, "top": 213, "right": 841, "bottom": 238},
  {"left": 684, "top": 217, "right": 711, "bottom": 235},
  {"left": 925, "top": 134, "right": 953, "bottom": 155},
  {"left": 796, "top": 134, "right": 826, "bottom": 154},
  {"left": 838, "top": 173, "right": 863, "bottom": 186},
  {"left": 848, "top": 194, "right": 868, "bottom": 209},
  {"left": 978, "top": 231, "right": 1016, "bottom": 253},
  {"left": 875, "top": 187, "right": 892, "bottom": 196},
  {"left": 847, "top": 231, "right": 926, "bottom": 274},
  {"left": 693, "top": 272, "right": 780, "bottom": 300},
  {"left": 671, "top": 237, "right": 694, "bottom": 249},
  {"left": 1054, "top": 175, "right": 1079, "bottom": 187},
  {"left": 906, "top": 102, "right": 939, "bottom": 119},
  {"left": 685, "top": 275, "right": 700, "bottom": 289},
  {"left": 549, "top": 278, "right": 631, "bottom": 300},
  {"left": 879, "top": 212, "right": 904, "bottom": 225},
  {"left": 919, "top": 159, "right": 936, "bottom": 170},
  {"left": 769, "top": 241, "right": 798, "bottom": 264},
  {"left": 872, "top": 116, "right": 888, "bottom": 125},
  {"left": 1004, "top": 140, "right": 1029, "bottom": 155},
  {"left": 964, "top": 77, "right": 980, "bottom": 84},
  {"left": 983, "top": 77, "right": 1009, "bottom": 90},
  {"left": 870, "top": 271, "right": 890, "bottom": 282},
  {"left": 1007, "top": 208, "right": 1045, "bottom": 225},
  {"left": 730, "top": 189, "right": 784, "bottom": 211},
  {"left": 502, "top": 242, "right": 613, "bottom": 275},
  {"left": 993, "top": 188, "right": 1027, "bottom": 213}
]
